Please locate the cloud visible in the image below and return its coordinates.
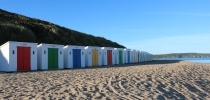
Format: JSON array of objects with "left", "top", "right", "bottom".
[{"left": 124, "top": 33, "right": 210, "bottom": 54}]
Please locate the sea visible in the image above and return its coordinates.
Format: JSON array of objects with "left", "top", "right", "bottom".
[{"left": 155, "top": 58, "right": 210, "bottom": 64}]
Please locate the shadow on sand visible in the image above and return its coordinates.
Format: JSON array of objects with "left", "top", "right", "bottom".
[
  {"left": 94, "top": 60, "right": 182, "bottom": 68},
  {"left": 1, "top": 60, "right": 182, "bottom": 73}
]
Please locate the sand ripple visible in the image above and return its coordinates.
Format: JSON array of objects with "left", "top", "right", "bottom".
[{"left": 0, "top": 61, "right": 210, "bottom": 99}]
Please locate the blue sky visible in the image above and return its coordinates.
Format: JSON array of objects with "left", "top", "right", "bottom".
[{"left": 0, "top": 0, "right": 210, "bottom": 54}]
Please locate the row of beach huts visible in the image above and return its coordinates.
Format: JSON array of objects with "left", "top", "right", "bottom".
[{"left": 0, "top": 41, "right": 153, "bottom": 72}]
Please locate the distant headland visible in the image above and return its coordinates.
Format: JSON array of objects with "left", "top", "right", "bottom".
[{"left": 154, "top": 53, "right": 210, "bottom": 59}]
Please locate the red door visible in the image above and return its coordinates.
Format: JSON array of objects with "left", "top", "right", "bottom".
[
  {"left": 107, "top": 50, "right": 112, "bottom": 65},
  {"left": 24, "top": 47, "right": 31, "bottom": 71},
  {"left": 17, "top": 47, "right": 31, "bottom": 71},
  {"left": 17, "top": 47, "right": 24, "bottom": 71}
]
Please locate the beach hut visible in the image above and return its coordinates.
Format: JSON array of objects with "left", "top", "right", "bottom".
[
  {"left": 139, "top": 51, "right": 142, "bottom": 62},
  {"left": 85, "top": 46, "right": 102, "bottom": 67},
  {"left": 145, "top": 53, "right": 148, "bottom": 62},
  {"left": 146, "top": 52, "right": 149, "bottom": 62},
  {"left": 125, "top": 49, "right": 132, "bottom": 63},
  {"left": 63, "top": 45, "right": 85, "bottom": 68},
  {"left": 143, "top": 51, "right": 146, "bottom": 62},
  {"left": 101, "top": 47, "right": 115, "bottom": 66},
  {"left": 142, "top": 51, "right": 146, "bottom": 62},
  {"left": 147, "top": 53, "right": 151, "bottom": 61},
  {"left": 140, "top": 51, "right": 144, "bottom": 62},
  {"left": 135, "top": 50, "right": 138, "bottom": 63},
  {"left": 147, "top": 53, "right": 150, "bottom": 61},
  {"left": 37, "top": 43, "right": 64, "bottom": 70},
  {"left": 0, "top": 41, "right": 37, "bottom": 72},
  {"left": 131, "top": 49, "right": 136, "bottom": 63},
  {"left": 114, "top": 48, "right": 125, "bottom": 64},
  {"left": 137, "top": 50, "right": 141, "bottom": 63},
  {"left": 123, "top": 49, "right": 128, "bottom": 63}
]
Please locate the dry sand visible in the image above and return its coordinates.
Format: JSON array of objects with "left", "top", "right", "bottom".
[{"left": 0, "top": 60, "right": 210, "bottom": 100}]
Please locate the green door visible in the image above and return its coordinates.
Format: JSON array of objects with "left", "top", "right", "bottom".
[
  {"left": 119, "top": 51, "right": 123, "bottom": 64},
  {"left": 54, "top": 49, "right": 58, "bottom": 68},
  {"left": 48, "top": 48, "right": 58, "bottom": 69}
]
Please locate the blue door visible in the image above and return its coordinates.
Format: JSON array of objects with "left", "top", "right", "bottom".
[
  {"left": 128, "top": 51, "right": 130, "bottom": 63},
  {"left": 73, "top": 49, "right": 81, "bottom": 68},
  {"left": 77, "top": 50, "right": 81, "bottom": 68}
]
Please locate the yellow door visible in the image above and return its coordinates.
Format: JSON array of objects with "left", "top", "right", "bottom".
[
  {"left": 92, "top": 50, "right": 95, "bottom": 66},
  {"left": 92, "top": 50, "right": 99, "bottom": 66},
  {"left": 95, "top": 50, "right": 99, "bottom": 66}
]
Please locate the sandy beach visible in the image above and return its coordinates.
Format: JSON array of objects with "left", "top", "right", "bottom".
[{"left": 0, "top": 60, "right": 210, "bottom": 99}]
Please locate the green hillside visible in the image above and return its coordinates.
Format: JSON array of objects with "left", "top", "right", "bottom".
[
  {"left": 0, "top": 9, "right": 125, "bottom": 48},
  {"left": 154, "top": 53, "right": 210, "bottom": 59}
]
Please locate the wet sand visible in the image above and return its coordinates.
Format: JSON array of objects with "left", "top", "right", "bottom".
[{"left": 0, "top": 60, "right": 210, "bottom": 99}]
